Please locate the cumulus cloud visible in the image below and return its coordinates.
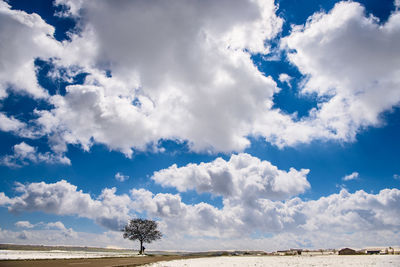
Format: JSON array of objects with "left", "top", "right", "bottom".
[
  {"left": 15, "top": 221, "right": 34, "bottom": 228},
  {"left": 0, "top": 0, "right": 60, "bottom": 99},
  {"left": 15, "top": 220, "right": 68, "bottom": 230},
  {"left": 0, "top": 180, "right": 131, "bottom": 231},
  {"left": 278, "top": 73, "right": 292, "bottom": 87},
  {"left": 0, "top": 0, "right": 399, "bottom": 159},
  {"left": 0, "top": 113, "right": 25, "bottom": 133},
  {"left": 301, "top": 188, "right": 400, "bottom": 233},
  {"left": 0, "top": 142, "right": 71, "bottom": 168},
  {"left": 0, "top": 227, "right": 134, "bottom": 248},
  {"left": 53, "top": 0, "right": 84, "bottom": 18},
  {"left": 30, "top": 0, "right": 284, "bottom": 156},
  {"left": 17, "top": 230, "right": 30, "bottom": 240},
  {"left": 130, "top": 186, "right": 400, "bottom": 245},
  {"left": 281, "top": 1, "right": 400, "bottom": 143},
  {"left": 1, "top": 176, "right": 400, "bottom": 250},
  {"left": 0, "top": 113, "right": 38, "bottom": 139},
  {"left": 13, "top": 220, "right": 77, "bottom": 238},
  {"left": 115, "top": 172, "right": 129, "bottom": 182},
  {"left": 152, "top": 153, "right": 310, "bottom": 201},
  {"left": 45, "top": 221, "right": 67, "bottom": 230},
  {"left": 343, "top": 172, "right": 359, "bottom": 181},
  {"left": 148, "top": 155, "right": 400, "bottom": 241}
]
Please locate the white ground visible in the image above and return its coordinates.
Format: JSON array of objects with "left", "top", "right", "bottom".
[
  {"left": 145, "top": 255, "right": 400, "bottom": 267},
  {"left": 0, "top": 249, "right": 138, "bottom": 260}
]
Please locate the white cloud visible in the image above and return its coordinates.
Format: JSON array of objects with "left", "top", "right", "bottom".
[
  {"left": 1, "top": 226, "right": 399, "bottom": 252},
  {"left": 0, "top": 113, "right": 25, "bottom": 132},
  {"left": 0, "top": 227, "right": 134, "bottom": 248},
  {"left": 0, "top": 113, "right": 38, "bottom": 139},
  {"left": 53, "top": 0, "right": 84, "bottom": 18},
  {"left": 278, "top": 73, "right": 292, "bottom": 87},
  {"left": 14, "top": 220, "right": 76, "bottom": 238},
  {"left": 0, "top": 0, "right": 60, "bottom": 99},
  {"left": 115, "top": 172, "right": 129, "bottom": 182},
  {"left": 152, "top": 153, "right": 310, "bottom": 201},
  {"left": 0, "top": 142, "right": 71, "bottom": 168},
  {"left": 343, "top": 172, "right": 359, "bottom": 181},
  {"left": 130, "top": 186, "right": 400, "bottom": 249},
  {"left": 394, "top": 174, "right": 400, "bottom": 180},
  {"left": 1, "top": 180, "right": 131, "bottom": 231},
  {"left": 1, "top": 177, "right": 400, "bottom": 250},
  {"left": 15, "top": 221, "right": 34, "bottom": 229},
  {"left": 0, "top": 0, "right": 399, "bottom": 158},
  {"left": 45, "top": 221, "right": 67, "bottom": 230},
  {"left": 31, "top": 0, "right": 284, "bottom": 156},
  {"left": 281, "top": 1, "right": 400, "bottom": 143}
]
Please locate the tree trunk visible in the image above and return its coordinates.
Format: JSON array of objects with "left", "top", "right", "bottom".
[{"left": 140, "top": 240, "right": 143, "bottom": 255}]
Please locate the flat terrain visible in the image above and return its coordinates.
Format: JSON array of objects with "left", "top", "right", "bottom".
[
  {"left": 0, "top": 255, "right": 202, "bottom": 267},
  {"left": 2, "top": 255, "right": 400, "bottom": 267},
  {"left": 146, "top": 255, "right": 400, "bottom": 267}
]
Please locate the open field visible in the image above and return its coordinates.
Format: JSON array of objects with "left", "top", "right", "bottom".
[
  {"left": 145, "top": 255, "right": 400, "bottom": 267},
  {"left": 1, "top": 255, "right": 399, "bottom": 267}
]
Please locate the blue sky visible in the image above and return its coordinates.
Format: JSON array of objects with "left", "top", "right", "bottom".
[{"left": 0, "top": 0, "right": 399, "bottom": 251}]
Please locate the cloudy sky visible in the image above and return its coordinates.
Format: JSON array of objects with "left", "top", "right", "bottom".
[{"left": 0, "top": 0, "right": 400, "bottom": 251}]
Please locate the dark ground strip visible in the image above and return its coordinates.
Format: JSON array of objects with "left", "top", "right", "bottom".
[{"left": 0, "top": 255, "right": 206, "bottom": 267}]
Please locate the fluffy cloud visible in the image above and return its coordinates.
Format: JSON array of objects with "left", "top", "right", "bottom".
[
  {"left": 132, "top": 187, "right": 400, "bottom": 245},
  {"left": 0, "top": 142, "right": 71, "bottom": 167},
  {"left": 31, "top": 0, "right": 284, "bottom": 156},
  {"left": 0, "top": 113, "right": 25, "bottom": 133},
  {"left": 152, "top": 153, "right": 310, "bottom": 201},
  {"left": 343, "top": 172, "right": 359, "bottom": 181},
  {"left": 1, "top": 226, "right": 399, "bottom": 251},
  {"left": 148, "top": 155, "right": 399, "bottom": 241},
  {"left": 1, "top": 180, "right": 131, "bottom": 231},
  {"left": 46, "top": 221, "right": 67, "bottom": 230},
  {"left": 129, "top": 186, "right": 400, "bottom": 248},
  {"left": 278, "top": 73, "right": 292, "bottom": 87},
  {"left": 13, "top": 220, "right": 77, "bottom": 238},
  {"left": 281, "top": 1, "right": 400, "bottom": 142},
  {"left": 0, "top": 1, "right": 399, "bottom": 158},
  {"left": 115, "top": 172, "right": 129, "bottom": 182},
  {"left": 1, "top": 176, "right": 400, "bottom": 250},
  {"left": 0, "top": 227, "right": 133, "bottom": 248},
  {"left": 15, "top": 221, "right": 34, "bottom": 228},
  {"left": 301, "top": 189, "right": 400, "bottom": 233},
  {"left": 0, "top": 0, "right": 60, "bottom": 99}
]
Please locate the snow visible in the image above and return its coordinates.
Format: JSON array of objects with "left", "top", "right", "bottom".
[
  {"left": 0, "top": 249, "right": 137, "bottom": 260},
  {"left": 145, "top": 255, "right": 400, "bottom": 267}
]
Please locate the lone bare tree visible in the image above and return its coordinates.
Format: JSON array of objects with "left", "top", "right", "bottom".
[{"left": 122, "top": 218, "right": 162, "bottom": 254}]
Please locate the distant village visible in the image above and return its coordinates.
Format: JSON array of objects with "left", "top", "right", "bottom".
[
  {"left": 180, "top": 246, "right": 400, "bottom": 257},
  {"left": 206, "top": 246, "right": 400, "bottom": 257},
  {"left": 272, "top": 247, "right": 400, "bottom": 256}
]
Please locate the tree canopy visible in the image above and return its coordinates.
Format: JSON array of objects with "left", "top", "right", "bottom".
[{"left": 122, "top": 218, "right": 162, "bottom": 254}]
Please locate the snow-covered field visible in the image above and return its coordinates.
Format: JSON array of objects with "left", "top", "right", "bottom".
[
  {"left": 145, "top": 255, "right": 400, "bottom": 267},
  {"left": 0, "top": 249, "right": 138, "bottom": 260}
]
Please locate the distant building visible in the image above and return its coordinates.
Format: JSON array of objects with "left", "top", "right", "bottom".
[
  {"left": 366, "top": 249, "right": 380, "bottom": 255},
  {"left": 362, "top": 247, "right": 391, "bottom": 255},
  {"left": 302, "top": 249, "right": 336, "bottom": 256},
  {"left": 275, "top": 249, "right": 302, "bottom": 256},
  {"left": 290, "top": 249, "right": 303, "bottom": 255},
  {"left": 339, "top": 248, "right": 356, "bottom": 255}
]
